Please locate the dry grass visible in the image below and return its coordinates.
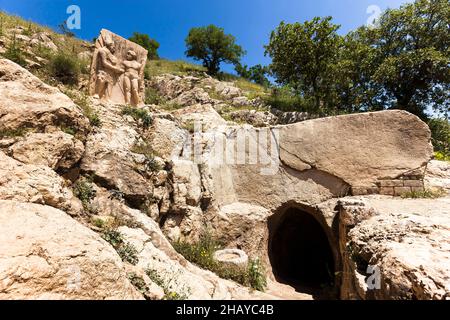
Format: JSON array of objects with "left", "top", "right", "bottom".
[{"left": 146, "top": 59, "right": 206, "bottom": 77}]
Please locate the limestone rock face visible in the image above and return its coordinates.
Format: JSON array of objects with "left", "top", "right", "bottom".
[
  {"left": 172, "top": 104, "right": 227, "bottom": 131},
  {"left": 279, "top": 110, "right": 433, "bottom": 191},
  {"left": 9, "top": 131, "right": 85, "bottom": 170},
  {"left": 229, "top": 109, "right": 278, "bottom": 127},
  {"left": 80, "top": 102, "right": 153, "bottom": 205},
  {"left": 425, "top": 160, "right": 450, "bottom": 193},
  {"left": 0, "top": 151, "right": 82, "bottom": 215},
  {"left": 212, "top": 203, "right": 272, "bottom": 265},
  {"left": 171, "top": 159, "right": 202, "bottom": 209},
  {"left": 0, "top": 59, "right": 89, "bottom": 134},
  {"left": 0, "top": 200, "right": 143, "bottom": 300},
  {"left": 145, "top": 116, "right": 187, "bottom": 160},
  {"left": 339, "top": 196, "right": 450, "bottom": 300}
]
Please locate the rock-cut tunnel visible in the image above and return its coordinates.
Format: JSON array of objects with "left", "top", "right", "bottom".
[{"left": 268, "top": 207, "right": 336, "bottom": 295}]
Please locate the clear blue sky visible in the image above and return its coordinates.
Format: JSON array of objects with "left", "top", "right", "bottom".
[{"left": 0, "top": 0, "right": 412, "bottom": 73}]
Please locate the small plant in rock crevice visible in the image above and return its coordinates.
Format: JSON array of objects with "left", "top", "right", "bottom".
[
  {"left": 122, "top": 106, "right": 153, "bottom": 129},
  {"left": 102, "top": 229, "right": 139, "bottom": 265},
  {"left": 145, "top": 268, "right": 190, "bottom": 300},
  {"left": 131, "top": 141, "right": 162, "bottom": 174},
  {"left": 400, "top": 188, "right": 446, "bottom": 199},
  {"left": 127, "top": 273, "right": 149, "bottom": 297},
  {"left": 145, "top": 87, "right": 166, "bottom": 105},
  {"left": 62, "top": 89, "right": 101, "bottom": 128},
  {"left": 0, "top": 127, "right": 28, "bottom": 139},
  {"left": 73, "top": 178, "right": 97, "bottom": 213},
  {"left": 3, "top": 33, "right": 27, "bottom": 67}
]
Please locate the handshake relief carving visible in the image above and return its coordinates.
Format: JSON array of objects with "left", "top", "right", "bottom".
[{"left": 89, "top": 29, "right": 148, "bottom": 106}]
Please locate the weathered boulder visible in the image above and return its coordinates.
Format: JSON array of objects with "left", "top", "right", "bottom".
[
  {"left": 0, "top": 151, "right": 82, "bottom": 215},
  {"left": 145, "top": 116, "right": 187, "bottom": 160},
  {"left": 80, "top": 102, "right": 153, "bottom": 205},
  {"left": 425, "top": 160, "right": 450, "bottom": 193},
  {"left": 279, "top": 110, "right": 433, "bottom": 192},
  {"left": 0, "top": 200, "right": 143, "bottom": 300},
  {"left": 211, "top": 202, "right": 271, "bottom": 263},
  {"left": 339, "top": 196, "right": 450, "bottom": 300},
  {"left": 171, "top": 159, "right": 202, "bottom": 209},
  {"left": 9, "top": 131, "right": 84, "bottom": 170},
  {"left": 0, "top": 59, "right": 89, "bottom": 134},
  {"left": 149, "top": 74, "right": 197, "bottom": 100},
  {"left": 229, "top": 109, "right": 278, "bottom": 127},
  {"left": 172, "top": 104, "right": 227, "bottom": 131},
  {"left": 30, "top": 32, "right": 58, "bottom": 52}
]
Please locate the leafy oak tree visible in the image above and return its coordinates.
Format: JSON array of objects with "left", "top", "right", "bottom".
[
  {"left": 266, "top": 0, "right": 449, "bottom": 119},
  {"left": 363, "top": 0, "right": 450, "bottom": 119},
  {"left": 129, "top": 32, "right": 160, "bottom": 60},
  {"left": 265, "top": 17, "right": 342, "bottom": 114},
  {"left": 185, "top": 25, "right": 245, "bottom": 76}
]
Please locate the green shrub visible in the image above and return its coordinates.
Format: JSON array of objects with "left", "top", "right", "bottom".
[
  {"left": 91, "top": 217, "right": 106, "bottom": 229},
  {"left": 73, "top": 178, "right": 96, "bottom": 211},
  {"left": 435, "top": 151, "right": 450, "bottom": 162},
  {"left": 145, "top": 269, "right": 190, "bottom": 300},
  {"left": 131, "top": 141, "right": 156, "bottom": 158},
  {"left": 247, "top": 258, "right": 267, "bottom": 291},
  {"left": 264, "top": 86, "right": 310, "bottom": 112},
  {"left": 127, "top": 273, "right": 148, "bottom": 296},
  {"left": 173, "top": 232, "right": 267, "bottom": 291},
  {"left": 428, "top": 118, "right": 449, "bottom": 158},
  {"left": 63, "top": 89, "right": 101, "bottom": 127},
  {"left": 88, "top": 113, "right": 101, "bottom": 127},
  {"left": 102, "top": 229, "right": 139, "bottom": 265},
  {"left": 102, "top": 229, "right": 124, "bottom": 248},
  {"left": 145, "top": 87, "right": 166, "bottom": 105},
  {"left": 49, "top": 53, "right": 80, "bottom": 85},
  {"left": 144, "top": 156, "right": 162, "bottom": 172},
  {"left": 60, "top": 126, "right": 77, "bottom": 136},
  {"left": 116, "top": 242, "right": 139, "bottom": 265},
  {"left": 122, "top": 106, "right": 153, "bottom": 129},
  {"left": 4, "top": 34, "right": 27, "bottom": 67},
  {"left": 0, "top": 127, "right": 28, "bottom": 138},
  {"left": 172, "top": 232, "right": 221, "bottom": 271},
  {"left": 400, "top": 188, "right": 446, "bottom": 199}
]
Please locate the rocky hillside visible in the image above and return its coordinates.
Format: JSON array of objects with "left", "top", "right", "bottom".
[{"left": 0, "top": 14, "right": 449, "bottom": 300}]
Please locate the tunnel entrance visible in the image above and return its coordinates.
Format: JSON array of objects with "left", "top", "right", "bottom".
[{"left": 269, "top": 207, "right": 335, "bottom": 297}]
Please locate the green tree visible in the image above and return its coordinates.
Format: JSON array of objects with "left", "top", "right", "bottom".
[
  {"left": 265, "top": 17, "right": 342, "bottom": 114},
  {"left": 235, "top": 64, "right": 270, "bottom": 87},
  {"left": 355, "top": 0, "right": 450, "bottom": 119},
  {"left": 185, "top": 25, "right": 245, "bottom": 76},
  {"left": 428, "top": 118, "right": 450, "bottom": 157},
  {"left": 128, "top": 32, "right": 160, "bottom": 60}
]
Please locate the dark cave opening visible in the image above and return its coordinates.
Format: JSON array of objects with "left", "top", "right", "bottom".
[{"left": 269, "top": 207, "right": 336, "bottom": 295}]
